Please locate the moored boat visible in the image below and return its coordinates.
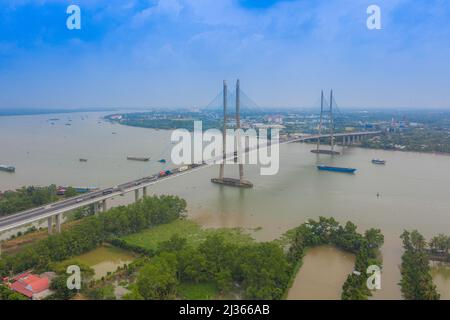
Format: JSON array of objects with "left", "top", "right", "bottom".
[{"left": 317, "top": 165, "right": 357, "bottom": 173}]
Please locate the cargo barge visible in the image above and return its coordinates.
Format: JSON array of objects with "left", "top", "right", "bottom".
[
  {"left": 0, "top": 165, "right": 15, "bottom": 173},
  {"left": 311, "top": 149, "right": 340, "bottom": 155},
  {"left": 211, "top": 177, "right": 254, "bottom": 188},
  {"left": 372, "top": 159, "right": 386, "bottom": 165},
  {"left": 127, "top": 156, "right": 150, "bottom": 162},
  {"left": 317, "top": 165, "right": 357, "bottom": 173}
]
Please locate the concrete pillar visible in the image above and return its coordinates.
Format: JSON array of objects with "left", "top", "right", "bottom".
[
  {"left": 47, "top": 216, "right": 53, "bottom": 234},
  {"left": 102, "top": 199, "right": 107, "bottom": 212},
  {"left": 55, "top": 214, "right": 62, "bottom": 233},
  {"left": 143, "top": 186, "right": 147, "bottom": 198},
  {"left": 135, "top": 189, "right": 139, "bottom": 202},
  {"left": 93, "top": 202, "right": 99, "bottom": 215}
]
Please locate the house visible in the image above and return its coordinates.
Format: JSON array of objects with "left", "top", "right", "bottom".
[{"left": 9, "top": 272, "right": 52, "bottom": 300}]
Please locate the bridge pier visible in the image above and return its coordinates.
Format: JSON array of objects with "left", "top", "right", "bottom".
[
  {"left": 135, "top": 189, "right": 139, "bottom": 202},
  {"left": 102, "top": 199, "right": 107, "bottom": 212},
  {"left": 55, "top": 214, "right": 62, "bottom": 233},
  {"left": 143, "top": 186, "right": 147, "bottom": 198},
  {"left": 93, "top": 202, "right": 99, "bottom": 215},
  {"left": 47, "top": 216, "right": 53, "bottom": 234}
]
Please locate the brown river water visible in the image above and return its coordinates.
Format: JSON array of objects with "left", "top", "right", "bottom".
[{"left": 0, "top": 112, "right": 449, "bottom": 300}]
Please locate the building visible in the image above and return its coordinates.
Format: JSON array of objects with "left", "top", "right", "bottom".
[{"left": 8, "top": 271, "right": 52, "bottom": 300}]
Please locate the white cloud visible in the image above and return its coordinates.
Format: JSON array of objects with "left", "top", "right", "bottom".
[{"left": 131, "top": 0, "right": 183, "bottom": 27}]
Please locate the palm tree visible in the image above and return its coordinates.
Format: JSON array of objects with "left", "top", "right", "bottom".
[
  {"left": 410, "top": 230, "right": 426, "bottom": 252},
  {"left": 436, "top": 234, "right": 449, "bottom": 255},
  {"left": 429, "top": 236, "right": 439, "bottom": 253}
]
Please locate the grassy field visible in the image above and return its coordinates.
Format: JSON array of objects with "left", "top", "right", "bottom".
[
  {"left": 177, "top": 281, "right": 219, "bottom": 300},
  {"left": 120, "top": 219, "right": 254, "bottom": 252}
]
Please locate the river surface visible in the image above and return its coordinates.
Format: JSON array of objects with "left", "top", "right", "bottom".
[
  {"left": 287, "top": 246, "right": 355, "bottom": 300},
  {"left": 0, "top": 111, "right": 449, "bottom": 299}
]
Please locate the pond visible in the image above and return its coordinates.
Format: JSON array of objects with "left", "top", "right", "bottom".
[
  {"left": 73, "top": 245, "right": 135, "bottom": 280},
  {"left": 431, "top": 262, "right": 450, "bottom": 300}
]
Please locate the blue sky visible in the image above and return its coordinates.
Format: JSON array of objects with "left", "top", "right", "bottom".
[{"left": 0, "top": 0, "right": 450, "bottom": 109}]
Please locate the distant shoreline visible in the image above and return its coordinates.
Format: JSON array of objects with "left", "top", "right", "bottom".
[
  {"left": 0, "top": 108, "right": 116, "bottom": 117},
  {"left": 110, "top": 117, "right": 450, "bottom": 157}
]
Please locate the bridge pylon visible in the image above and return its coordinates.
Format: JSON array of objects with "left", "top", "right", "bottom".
[
  {"left": 311, "top": 89, "right": 340, "bottom": 155},
  {"left": 211, "top": 79, "right": 253, "bottom": 188}
]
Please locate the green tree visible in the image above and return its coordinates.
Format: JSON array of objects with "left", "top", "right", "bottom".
[
  {"left": 0, "top": 195, "right": 187, "bottom": 277},
  {"left": 0, "top": 285, "right": 27, "bottom": 300},
  {"left": 399, "top": 230, "right": 440, "bottom": 300},
  {"left": 136, "top": 255, "right": 178, "bottom": 300}
]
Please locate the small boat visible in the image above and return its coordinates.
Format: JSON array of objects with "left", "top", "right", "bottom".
[
  {"left": 127, "top": 156, "right": 150, "bottom": 162},
  {"left": 372, "top": 159, "right": 386, "bottom": 165},
  {"left": 0, "top": 165, "right": 15, "bottom": 173},
  {"left": 158, "top": 159, "right": 167, "bottom": 164},
  {"left": 317, "top": 165, "right": 357, "bottom": 173},
  {"left": 79, "top": 158, "right": 88, "bottom": 162}
]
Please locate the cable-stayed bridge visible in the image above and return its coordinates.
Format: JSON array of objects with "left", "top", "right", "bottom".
[{"left": 0, "top": 81, "right": 380, "bottom": 248}]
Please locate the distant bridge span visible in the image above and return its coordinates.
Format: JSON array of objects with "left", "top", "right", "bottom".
[{"left": 284, "top": 131, "right": 382, "bottom": 143}]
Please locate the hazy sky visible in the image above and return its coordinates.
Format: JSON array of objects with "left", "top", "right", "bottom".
[{"left": 0, "top": 0, "right": 449, "bottom": 109}]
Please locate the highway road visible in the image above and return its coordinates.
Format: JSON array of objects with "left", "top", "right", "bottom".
[{"left": 0, "top": 164, "right": 206, "bottom": 233}]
